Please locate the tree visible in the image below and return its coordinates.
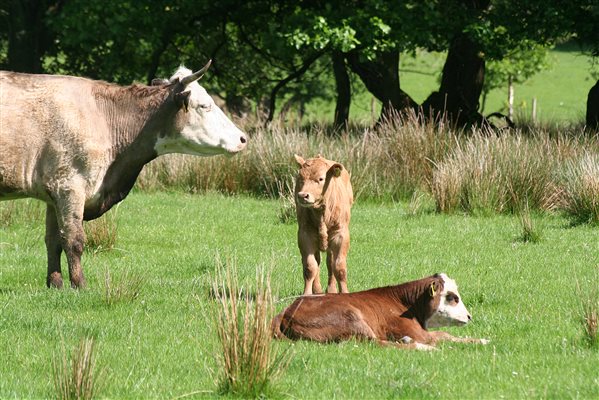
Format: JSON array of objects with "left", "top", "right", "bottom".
[
  {"left": 0, "top": 0, "right": 64, "bottom": 73},
  {"left": 482, "top": 42, "right": 550, "bottom": 118}
]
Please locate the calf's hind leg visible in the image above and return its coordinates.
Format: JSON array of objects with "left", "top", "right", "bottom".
[{"left": 326, "top": 231, "right": 349, "bottom": 293}]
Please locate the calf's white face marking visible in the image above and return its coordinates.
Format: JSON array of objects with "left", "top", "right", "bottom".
[
  {"left": 154, "top": 67, "right": 247, "bottom": 157},
  {"left": 426, "top": 273, "right": 472, "bottom": 328}
]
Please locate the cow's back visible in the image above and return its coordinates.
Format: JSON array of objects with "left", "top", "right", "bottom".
[{"left": 0, "top": 71, "right": 111, "bottom": 201}]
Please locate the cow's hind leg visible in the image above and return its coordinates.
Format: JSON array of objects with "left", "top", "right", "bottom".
[
  {"left": 54, "top": 192, "right": 87, "bottom": 289},
  {"left": 45, "top": 205, "right": 63, "bottom": 288}
]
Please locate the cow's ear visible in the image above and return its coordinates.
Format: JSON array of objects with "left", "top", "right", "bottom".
[
  {"left": 175, "top": 90, "right": 191, "bottom": 112},
  {"left": 294, "top": 154, "right": 306, "bottom": 166},
  {"left": 151, "top": 78, "right": 169, "bottom": 86},
  {"left": 329, "top": 163, "right": 343, "bottom": 178}
]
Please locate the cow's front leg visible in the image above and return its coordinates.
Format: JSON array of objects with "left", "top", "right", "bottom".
[
  {"left": 429, "top": 331, "right": 490, "bottom": 345},
  {"left": 45, "top": 205, "right": 63, "bottom": 288},
  {"left": 54, "top": 193, "right": 87, "bottom": 289}
]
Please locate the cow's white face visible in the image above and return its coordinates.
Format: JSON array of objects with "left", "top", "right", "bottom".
[
  {"left": 154, "top": 67, "right": 247, "bottom": 157},
  {"left": 426, "top": 273, "right": 472, "bottom": 328}
]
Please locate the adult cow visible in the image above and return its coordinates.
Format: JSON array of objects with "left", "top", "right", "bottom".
[
  {"left": 0, "top": 61, "right": 247, "bottom": 288},
  {"left": 272, "top": 273, "right": 489, "bottom": 350}
]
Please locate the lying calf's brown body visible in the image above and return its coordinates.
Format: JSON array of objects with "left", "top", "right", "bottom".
[{"left": 272, "top": 273, "right": 488, "bottom": 350}]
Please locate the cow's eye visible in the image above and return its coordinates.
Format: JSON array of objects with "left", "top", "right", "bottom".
[
  {"left": 446, "top": 294, "right": 459, "bottom": 303},
  {"left": 319, "top": 177, "right": 325, "bottom": 182},
  {"left": 199, "top": 103, "right": 212, "bottom": 112}
]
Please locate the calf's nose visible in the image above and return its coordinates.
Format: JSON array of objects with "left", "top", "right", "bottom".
[
  {"left": 467, "top": 314, "right": 472, "bottom": 321},
  {"left": 240, "top": 134, "right": 247, "bottom": 144}
]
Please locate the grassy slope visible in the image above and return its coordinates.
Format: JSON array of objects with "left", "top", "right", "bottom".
[
  {"left": 0, "top": 192, "right": 597, "bottom": 398},
  {"left": 304, "top": 46, "right": 596, "bottom": 123}
]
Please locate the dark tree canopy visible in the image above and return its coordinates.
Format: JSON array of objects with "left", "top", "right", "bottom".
[{"left": 0, "top": 0, "right": 595, "bottom": 127}]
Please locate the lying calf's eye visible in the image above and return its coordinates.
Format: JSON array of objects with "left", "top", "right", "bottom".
[
  {"left": 200, "top": 104, "right": 212, "bottom": 111},
  {"left": 446, "top": 293, "right": 459, "bottom": 303}
]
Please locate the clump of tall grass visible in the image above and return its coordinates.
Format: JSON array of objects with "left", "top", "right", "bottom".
[
  {"left": 84, "top": 209, "right": 118, "bottom": 254},
  {"left": 137, "top": 113, "right": 455, "bottom": 202},
  {"left": 432, "top": 132, "right": 565, "bottom": 214},
  {"left": 135, "top": 114, "right": 598, "bottom": 219},
  {"left": 211, "top": 260, "right": 291, "bottom": 398},
  {"left": 517, "top": 202, "right": 543, "bottom": 243},
  {"left": 276, "top": 179, "right": 297, "bottom": 224},
  {"left": 576, "top": 270, "right": 599, "bottom": 349},
  {"left": 52, "top": 337, "right": 106, "bottom": 400},
  {"left": 0, "top": 199, "right": 45, "bottom": 227},
  {"left": 102, "top": 267, "right": 144, "bottom": 306},
  {"left": 560, "top": 153, "right": 599, "bottom": 224}
]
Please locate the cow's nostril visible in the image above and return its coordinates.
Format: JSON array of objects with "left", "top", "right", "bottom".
[
  {"left": 468, "top": 314, "right": 472, "bottom": 321},
  {"left": 240, "top": 135, "right": 247, "bottom": 144}
]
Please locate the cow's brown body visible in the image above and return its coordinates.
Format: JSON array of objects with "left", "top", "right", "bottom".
[
  {"left": 0, "top": 65, "right": 247, "bottom": 288},
  {"left": 294, "top": 155, "right": 353, "bottom": 295},
  {"left": 272, "top": 274, "right": 488, "bottom": 350}
]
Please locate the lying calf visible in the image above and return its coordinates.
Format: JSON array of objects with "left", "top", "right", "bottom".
[{"left": 272, "top": 273, "right": 488, "bottom": 350}]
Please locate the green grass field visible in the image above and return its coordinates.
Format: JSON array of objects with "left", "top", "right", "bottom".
[
  {"left": 0, "top": 192, "right": 597, "bottom": 398},
  {"left": 304, "top": 45, "right": 597, "bottom": 123}
]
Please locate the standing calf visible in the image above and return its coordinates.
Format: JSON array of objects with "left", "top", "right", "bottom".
[
  {"left": 294, "top": 154, "right": 353, "bottom": 295},
  {"left": 0, "top": 61, "right": 247, "bottom": 288},
  {"left": 272, "top": 273, "right": 489, "bottom": 350}
]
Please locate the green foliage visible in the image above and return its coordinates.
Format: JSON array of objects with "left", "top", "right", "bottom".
[{"left": 484, "top": 42, "right": 551, "bottom": 98}]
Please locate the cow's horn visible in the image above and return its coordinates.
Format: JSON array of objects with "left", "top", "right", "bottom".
[{"left": 180, "top": 59, "right": 212, "bottom": 86}]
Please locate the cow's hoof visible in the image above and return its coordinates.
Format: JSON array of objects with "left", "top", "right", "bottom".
[
  {"left": 415, "top": 342, "right": 437, "bottom": 351},
  {"left": 47, "top": 273, "right": 63, "bottom": 289},
  {"left": 400, "top": 336, "right": 413, "bottom": 344},
  {"left": 70, "top": 275, "right": 87, "bottom": 289}
]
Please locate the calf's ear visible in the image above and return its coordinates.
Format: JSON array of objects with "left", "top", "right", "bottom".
[
  {"left": 294, "top": 154, "right": 306, "bottom": 166},
  {"left": 329, "top": 163, "right": 343, "bottom": 178}
]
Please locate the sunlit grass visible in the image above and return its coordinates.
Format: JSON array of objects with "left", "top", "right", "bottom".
[{"left": 1, "top": 191, "right": 597, "bottom": 399}]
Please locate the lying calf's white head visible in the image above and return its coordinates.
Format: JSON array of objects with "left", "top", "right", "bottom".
[{"left": 426, "top": 273, "right": 472, "bottom": 328}]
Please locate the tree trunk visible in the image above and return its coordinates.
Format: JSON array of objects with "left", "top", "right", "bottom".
[
  {"left": 346, "top": 49, "right": 417, "bottom": 121},
  {"left": 421, "top": 34, "right": 486, "bottom": 126},
  {"left": 6, "top": 0, "right": 56, "bottom": 73},
  {"left": 586, "top": 80, "right": 599, "bottom": 131},
  {"left": 332, "top": 51, "right": 351, "bottom": 130}
]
